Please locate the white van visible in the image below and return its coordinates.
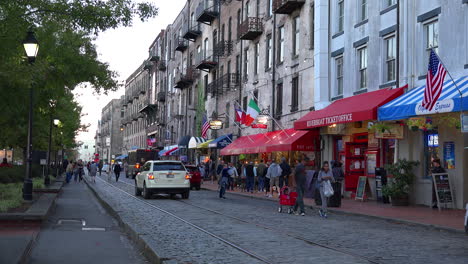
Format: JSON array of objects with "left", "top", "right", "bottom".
[{"left": 135, "top": 160, "right": 190, "bottom": 199}]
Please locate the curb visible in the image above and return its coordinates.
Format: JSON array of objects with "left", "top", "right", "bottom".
[
  {"left": 201, "top": 187, "right": 465, "bottom": 235},
  {"left": 84, "top": 179, "right": 164, "bottom": 264}
]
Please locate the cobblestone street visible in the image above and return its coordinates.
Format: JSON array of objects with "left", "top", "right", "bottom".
[{"left": 89, "top": 173, "right": 468, "bottom": 264}]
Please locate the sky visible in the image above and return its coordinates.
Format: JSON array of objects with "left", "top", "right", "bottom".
[{"left": 74, "top": 0, "right": 186, "bottom": 144}]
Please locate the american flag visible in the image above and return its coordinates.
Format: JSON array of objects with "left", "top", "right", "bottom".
[
  {"left": 422, "top": 49, "right": 447, "bottom": 111},
  {"left": 201, "top": 114, "right": 210, "bottom": 138}
]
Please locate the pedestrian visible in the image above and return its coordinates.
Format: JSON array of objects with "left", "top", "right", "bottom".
[
  {"left": 123, "top": 160, "right": 129, "bottom": 177},
  {"left": 102, "top": 163, "right": 111, "bottom": 181},
  {"left": 256, "top": 159, "right": 267, "bottom": 192},
  {"left": 264, "top": 161, "right": 271, "bottom": 196},
  {"left": 227, "top": 162, "right": 238, "bottom": 191},
  {"left": 0, "top": 158, "right": 12, "bottom": 168},
  {"left": 199, "top": 163, "right": 205, "bottom": 181},
  {"left": 77, "top": 159, "right": 84, "bottom": 182},
  {"left": 216, "top": 160, "right": 224, "bottom": 184},
  {"left": 318, "top": 161, "right": 335, "bottom": 218},
  {"left": 266, "top": 160, "right": 282, "bottom": 198},
  {"left": 279, "top": 157, "right": 291, "bottom": 188},
  {"left": 114, "top": 162, "right": 122, "bottom": 182},
  {"left": 89, "top": 161, "right": 98, "bottom": 183},
  {"left": 293, "top": 159, "right": 307, "bottom": 216},
  {"left": 210, "top": 160, "right": 216, "bottom": 184},
  {"left": 98, "top": 160, "right": 103, "bottom": 176},
  {"left": 219, "top": 164, "right": 229, "bottom": 199},
  {"left": 330, "top": 161, "right": 344, "bottom": 207},
  {"left": 65, "top": 160, "right": 74, "bottom": 183},
  {"left": 244, "top": 161, "right": 256, "bottom": 193},
  {"left": 205, "top": 161, "right": 211, "bottom": 183},
  {"left": 62, "top": 159, "right": 69, "bottom": 175}
]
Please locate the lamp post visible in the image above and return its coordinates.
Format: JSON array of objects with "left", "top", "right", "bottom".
[
  {"left": 45, "top": 110, "right": 59, "bottom": 185},
  {"left": 22, "top": 31, "right": 39, "bottom": 201}
]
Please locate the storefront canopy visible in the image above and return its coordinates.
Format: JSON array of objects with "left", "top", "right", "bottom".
[
  {"left": 220, "top": 129, "right": 319, "bottom": 156},
  {"left": 178, "top": 135, "right": 192, "bottom": 148},
  {"left": 209, "top": 134, "right": 232, "bottom": 149},
  {"left": 188, "top": 137, "right": 206, "bottom": 149},
  {"left": 162, "top": 146, "right": 179, "bottom": 156},
  {"left": 197, "top": 139, "right": 214, "bottom": 149},
  {"left": 115, "top": 154, "right": 128, "bottom": 160},
  {"left": 294, "top": 87, "right": 405, "bottom": 130},
  {"left": 378, "top": 76, "right": 468, "bottom": 121}
]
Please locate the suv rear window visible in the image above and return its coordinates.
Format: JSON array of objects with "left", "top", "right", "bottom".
[{"left": 152, "top": 163, "right": 185, "bottom": 171}]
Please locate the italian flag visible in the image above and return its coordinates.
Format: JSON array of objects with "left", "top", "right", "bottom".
[{"left": 245, "top": 99, "right": 260, "bottom": 126}]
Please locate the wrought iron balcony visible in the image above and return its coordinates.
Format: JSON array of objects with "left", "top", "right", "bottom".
[
  {"left": 158, "top": 60, "right": 167, "bottom": 71},
  {"left": 238, "top": 17, "right": 263, "bottom": 40},
  {"left": 157, "top": 92, "right": 166, "bottom": 102},
  {"left": 207, "top": 80, "right": 218, "bottom": 95},
  {"left": 195, "top": 51, "right": 217, "bottom": 72},
  {"left": 217, "top": 73, "right": 240, "bottom": 92},
  {"left": 182, "top": 22, "right": 202, "bottom": 42},
  {"left": 149, "top": 55, "right": 160, "bottom": 62},
  {"left": 272, "top": 0, "right": 305, "bottom": 14},
  {"left": 214, "top": 41, "right": 234, "bottom": 57},
  {"left": 175, "top": 38, "right": 188, "bottom": 52},
  {"left": 174, "top": 67, "right": 198, "bottom": 89},
  {"left": 196, "top": 0, "right": 219, "bottom": 25}
]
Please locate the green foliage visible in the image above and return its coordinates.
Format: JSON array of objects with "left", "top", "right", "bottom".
[
  {"left": 0, "top": 165, "right": 45, "bottom": 184},
  {"left": 0, "top": 183, "right": 23, "bottom": 212},
  {"left": 382, "top": 159, "right": 420, "bottom": 198},
  {"left": 0, "top": 0, "right": 158, "bottom": 152}
]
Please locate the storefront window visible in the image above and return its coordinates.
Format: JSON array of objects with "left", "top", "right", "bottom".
[
  {"left": 424, "top": 131, "right": 439, "bottom": 178},
  {"left": 383, "top": 139, "right": 395, "bottom": 165}
]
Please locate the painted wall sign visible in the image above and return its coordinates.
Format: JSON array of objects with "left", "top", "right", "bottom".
[
  {"left": 443, "top": 142, "right": 455, "bottom": 169},
  {"left": 415, "top": 99, "right": 454, "bottom": 115},
  {"left": 307, "top": 113, "right": 353, "bottom": 127}
]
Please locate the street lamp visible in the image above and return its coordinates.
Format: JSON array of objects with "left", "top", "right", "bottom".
[
  {"left": 45, "top": 117, "right": 59, "bottom": 185},
  {"left": 22, "top": 31, "right": 39, "bottom": 201}
]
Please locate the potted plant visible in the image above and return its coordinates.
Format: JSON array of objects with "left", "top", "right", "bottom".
[
  {"left": 369, "top": 122, "right": 391, "bottom": 133},
  {"left": 382, "top": 159, "right": 420, "bottom": 206}
]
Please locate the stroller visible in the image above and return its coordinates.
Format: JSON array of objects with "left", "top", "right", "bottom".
[{"left": 278, "top": 186, "right": 298, "bottom": 214}]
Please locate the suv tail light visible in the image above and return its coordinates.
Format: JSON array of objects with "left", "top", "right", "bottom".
[
  {"left": 148, "top": 173, "right": 154, "bottom": 180},
  {"left": 185, "top": 174, "right": 191, "bottom": 179},
  {"left": 135, "top": 163, "right": 140, "bottom": 169}
]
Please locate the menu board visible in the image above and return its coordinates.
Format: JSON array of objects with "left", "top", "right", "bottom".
[
  {"left": 432, "top": 173, "right": 454, "bottom": 210},
  {"left": 355, "top": 176, "right": 367, "bottom": 201}
]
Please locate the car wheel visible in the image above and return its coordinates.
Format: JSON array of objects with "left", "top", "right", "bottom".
[
  {"left": 142, "top": 182, "right": 151, "bottom": 199},
  {"left": 181, "top": 191, "right": 190, "bottom": 199},
  {"left": 135, "top": 180, "right": 141, "bottom": 196}
]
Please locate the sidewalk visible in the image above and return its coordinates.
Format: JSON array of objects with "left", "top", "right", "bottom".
[
  {"left": 201, "top": 182, "right": 466, "bottom": 233},
  {"left": 26, "top": 180, "right": 147, "bottom": 264}
]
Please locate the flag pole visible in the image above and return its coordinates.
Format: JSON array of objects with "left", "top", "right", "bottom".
[
  {"left": 224, "top": 111, "right": 255, "bottom": 143},
  {"left": 247, "top": 90, "right": 291, "bottom": 138},
  {"left": 432, "top": 49, "right": 465, "bottom": 116}
]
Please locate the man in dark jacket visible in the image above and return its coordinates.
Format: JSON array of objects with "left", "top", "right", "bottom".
[
  {"left": 114, "top": 162, "right": 122, "bottom": 182},
  {"left": 293, "top": 159, "right": 306, "bottom": 216},
  {"left": 245, "top": 161, "right": 256, "bottom": 193},
  {"left": 279, "top": 157, "right": 291, "bottom": 188}
]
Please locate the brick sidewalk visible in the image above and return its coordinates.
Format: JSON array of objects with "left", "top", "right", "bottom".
[{"left": 201, "top": 182, "right": 466, "bottom": 232}]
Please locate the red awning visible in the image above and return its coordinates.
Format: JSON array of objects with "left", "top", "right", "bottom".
[
  {"left": 220, "top": 129, "right": 319, "bottom": 156},
  {"left": 294, "top": 87, "right": 405, "bottom": 130}
]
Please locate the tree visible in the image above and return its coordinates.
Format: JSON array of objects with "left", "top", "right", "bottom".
[{"left": 0, "top": 0, "right": 158, "bottom": 155}]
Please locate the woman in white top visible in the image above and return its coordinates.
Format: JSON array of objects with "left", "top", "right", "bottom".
[{"left": 318, "top": 161, "right": 335, "bottom": 218}]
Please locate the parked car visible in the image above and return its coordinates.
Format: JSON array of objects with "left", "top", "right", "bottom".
[
  {"left": 134, "top": 160, "right": 190, "bottom": 199},
  {"left": 465, "top": 203, "right": 468, "bottom": 234},
  {"left": 126, "top": 149, "right": 159, "bottom": 179},
  {"left": 185, "top": 165, "right": 201, "bottom": 190}
]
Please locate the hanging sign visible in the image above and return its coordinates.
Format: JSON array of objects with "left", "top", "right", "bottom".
[
  {"left": 374, "top": 124, "right": 404, "bottom": 139},
  {"left": 432, "top": 173, "right": 455, "bottom": 210},
  {"left": 209, "top": 120, "right": 223, "bottom": 130},
  {"left": 443, "top": 142, "right": 455, "bottom": 169}
]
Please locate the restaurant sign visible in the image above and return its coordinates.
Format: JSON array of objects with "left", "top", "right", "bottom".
[{"left": 415, "top": 99, "right": 454, "bottom": 115}]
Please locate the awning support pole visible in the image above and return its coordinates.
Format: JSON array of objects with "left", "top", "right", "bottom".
[{"left": 224, "top": 111, "right": 255, "bottom": 143}]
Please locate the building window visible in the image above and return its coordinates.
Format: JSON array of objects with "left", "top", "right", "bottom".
[
  {"left": 383, "top": 0, "right": 396, "bottom": 8},
  {"left": 228, "top": 17, "right": 232, "bottom": 42},
  {"left": 204, "top": 38, "right": 209, "bottom": 58},
  {"left": 245, "top": 1, "right": 250, "bottom": 20},
  {"left": 256, "top": 0, "right": 260, "bottom": 18},
  {"left": 276, "top": 83, "right": 283, "bottom": 117},
  {"left": 254, "top": 42, "right": 260, "bottom": 76},
  {"left": 236, "top": 54, "right": 240, "bottom": 75},
  {"left": 237, "top": 9, "right": 241, "bottom": 27},
  {"left": 385, "top": 35, "right": 396, "bottom": 82},
  {"left": 278, "top": 26, "right": 285, "bottom": 63},
  {"left": 335, "top": 56, "right": 343, "bottom": 96},
  {"left": 242, "top": 96, "right": 248, "bottom": 111},
  {"left": 337, "top": 0, "right": 344, "bottom": 33},
  {"left": 225, "top": 103, "right": 230, "bottom": 128},
  {"left": 268, "top": 0, "right": 273, "bottom": 17},
  {"left": 424, "top": 20, "right": 439, "bottom": 69},
  {"left": 293, "top": 16, "right": 300, "bottom": 57},
  {"left": 291, "top": 76, "right": 299, "bottom": 112},
  {"left": 359, "top": 0, "right": 367, "bottom": 21},
  {"left": 204, "top": 75, "right": 208, "bottom": 99},
  {"left": 265, "top": 34, "right": 272, "bottom": 70},
  {"left": 310, "top": 4, "right": 314, "bottom": 49},
  {"left": 243, "top": 48, "right": 249, "bottom": 81},
  {"left": 358, "top": 46, "right": 367, "bottom": 89}
]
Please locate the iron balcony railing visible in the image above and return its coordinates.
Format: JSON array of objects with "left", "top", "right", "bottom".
[
  {"left": 182, "top": 21, "right": 202, "bottom": 42},
  {"left": 195, "top": 51, "right": 217, "bottom": 71},
  {"left": 214, "top": 41, "right": 234, "bottom": 57},
  {"left": 174, "top": 67, "right": 199, "bottom": 89},
  {"left": 196, "top": 0, "right": 220, "bottom": 25},
  {"left": 238, "top": 17, "right": 263, "bottom": 40},
  {"left": 272, "top": 0, "right": 305, "bottom": 14}
]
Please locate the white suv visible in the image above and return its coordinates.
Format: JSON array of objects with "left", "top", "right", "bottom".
[{"left": 135, "top": 160, "right": 190, "bottom": 199}]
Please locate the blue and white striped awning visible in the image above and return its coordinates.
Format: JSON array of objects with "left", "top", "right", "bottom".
[
  {"left": 188, "top": 137, "right": 206, "bottom": 149},
  {"left": 378, "top": 76, "right": 468, "bottom": 121}
]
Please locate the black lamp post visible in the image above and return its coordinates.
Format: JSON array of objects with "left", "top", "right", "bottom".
[
  {"left": 22, "top": 30, "right": 39, "bottom": 201},
  {"left": 45, "top": 117, "right": 59, "bottom": 185}
]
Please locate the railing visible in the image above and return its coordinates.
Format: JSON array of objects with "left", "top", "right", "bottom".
[
  {"left": 195, "top": 51, "right": 217, "bottom": 70},
  {"left": 182, "top": 21, "right": 202, "bottom": 41},
  {"left": 272, "top": 0, "right": 305, "bottom": 14},
  {"left": 175, "top": 38, "right": 188, "bottom": 52},
  {"left": 158, "top": 60, "right": 166, "bottom": 71},
  {"left": 196, "top": 0, "right": 219, "bottom": 24},
  {"left": 175, "top": 66, "right": 199, "bottom": 88},
  {"left": 238, "top": 17, "right": 263, "bottom": 40},
  {"left": 214, "top": 41, "right": 234, "bottom": 57},
  {"left": 157, "top": 92, "right": 166, "bottom": 102}
]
